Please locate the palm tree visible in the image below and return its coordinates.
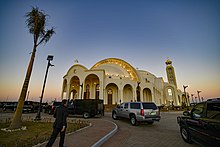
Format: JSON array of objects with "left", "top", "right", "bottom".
[{"left": 9, "top": 7, "right": 55, "bottom": 129}]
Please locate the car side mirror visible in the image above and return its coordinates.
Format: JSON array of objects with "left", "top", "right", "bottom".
[{"left": 183, "top": 111, "right": 190, "bottom": 116}]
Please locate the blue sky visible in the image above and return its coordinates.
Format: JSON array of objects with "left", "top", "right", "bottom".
[{"left": 0, "top": 0, "right": 220, "bottom": 102}]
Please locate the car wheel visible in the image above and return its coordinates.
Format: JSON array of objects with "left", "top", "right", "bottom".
[
  {"left": 130, "top": 115, "right": 138, "bottom": 126},
  {"left": 112, "top": 111, "right": 118, "bottom": 120},
  {"left": 48, "top": 110, "right": 52, "bottom": 115},
  {"left": 180, "top": 126, "right": 193, "bottom": 144},
  {"left": 83, "top": 112, "right": 90, "bottom": 119}
]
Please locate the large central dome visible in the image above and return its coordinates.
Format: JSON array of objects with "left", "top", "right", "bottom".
[{"left": 91, "top": 58, "right": 140, "bottom": 81}]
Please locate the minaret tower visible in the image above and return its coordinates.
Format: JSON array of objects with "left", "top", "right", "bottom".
[{"left": 165, "top": 59, "right": 177, "bottom": 87}]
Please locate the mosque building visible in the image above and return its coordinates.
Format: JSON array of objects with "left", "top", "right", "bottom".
[{"left": 61, "top": 58, "right": 186, "bottom": 107}]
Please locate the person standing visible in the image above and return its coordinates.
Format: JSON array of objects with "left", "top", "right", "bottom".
[{"left": 46, "top": 99, "right": 68, "bottom": 147}]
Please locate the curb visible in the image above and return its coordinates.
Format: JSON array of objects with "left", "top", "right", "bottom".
[
  {"left": 33, "top": 120, "right": 118, "bottom": 147},
  {"left": 66, "top": 122, "right": 92, "bottom": 136},
  {"left": 91, "top": 120, "right": 118, "bottom": 147},
  {"left": 33, "top": 123, "right": 92, "bottom": 147}
]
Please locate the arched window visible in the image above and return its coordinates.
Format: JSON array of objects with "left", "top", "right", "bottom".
[{"left": 168, "top": 88, "right": 172, "bottom": 96}]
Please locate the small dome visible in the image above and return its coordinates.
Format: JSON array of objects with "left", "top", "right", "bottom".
[{"left": 165, "top": 59, "right": 172, "bottom": 65}]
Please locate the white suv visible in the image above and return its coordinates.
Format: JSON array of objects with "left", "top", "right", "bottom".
[{"left": 112, "top": 102, "right": 161, "bottom": 126}]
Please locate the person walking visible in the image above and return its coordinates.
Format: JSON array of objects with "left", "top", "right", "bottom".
[{"left": 46, "top": 99, "right": 68, "bottom": 147}]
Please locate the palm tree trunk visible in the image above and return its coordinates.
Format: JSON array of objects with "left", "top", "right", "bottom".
[{"left": 9, "top": 45, "right": 37, "bottom": 129}]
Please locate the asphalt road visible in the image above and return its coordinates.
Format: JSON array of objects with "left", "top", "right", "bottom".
[{"left": 101, "top": 111, "right": 198, "bottom": 147}]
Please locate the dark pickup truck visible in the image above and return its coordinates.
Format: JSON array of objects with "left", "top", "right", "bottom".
[
  {"left": 177, "top": 98, "right": 220, "bottom": 147},
  {"left": 68, "top": 99, "right": 104, "bottom": 118}
]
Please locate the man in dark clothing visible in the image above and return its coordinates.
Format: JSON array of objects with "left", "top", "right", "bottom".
[{"left": 46, "top": 99, "right": 68, "bottom": 147}]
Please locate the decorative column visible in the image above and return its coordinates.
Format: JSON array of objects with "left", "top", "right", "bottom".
[
  {"left": 119, "top": 88, "right": 123, "bottom": 104},
  {"left": 66, "top": 82, "right": 70, "bottom": 99}
]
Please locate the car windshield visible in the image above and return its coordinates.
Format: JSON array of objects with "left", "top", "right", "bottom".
[
  {"left": 24, "top": 101, "right": 32, "bottom": 105},
  {"left": 207, "top": 102, "right": 220, "bottom": 120},
  {"left": 142, "top": 103, "right": 157, "bottom": 110},
  {"left": 53, "top": 102, "right": 61, "bottom": 106}
]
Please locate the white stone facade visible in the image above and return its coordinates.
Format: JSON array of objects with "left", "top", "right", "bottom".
[{"left": 62, "top": 58, "right": 184, "bottom": 106}]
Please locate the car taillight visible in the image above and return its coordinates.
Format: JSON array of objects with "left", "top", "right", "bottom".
[{"left": 140, "top": 109, "right": 144, "bottom": 116}]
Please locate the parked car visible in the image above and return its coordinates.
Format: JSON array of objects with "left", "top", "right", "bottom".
[
  {"left": 0, "top": 102, "right": 7, "bottom": 110},
  {"left": 23, "top": 101, "right": 39, "bottom": 113},
  {"left": 2, "top": 101, "right": 39, "bottom": 113},
  {"left": 112, "top": 102, "right": 161, "bottom": 126},
  {"left": 3, "top": 102, "right": 18, "bottom": 111},
  {"left": 68, "top": 99, "right": 104, "bottom": 118},
  {"left": 177, "top": 98, "right": 220, "bottom": 147}
]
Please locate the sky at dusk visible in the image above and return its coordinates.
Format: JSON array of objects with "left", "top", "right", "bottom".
[{"left": 0, "top": 0, "right": 220, "bottom": 102}]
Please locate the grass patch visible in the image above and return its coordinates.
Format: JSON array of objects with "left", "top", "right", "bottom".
[{"left": 0, "top": 120, "right": 89, "bottom": 147}]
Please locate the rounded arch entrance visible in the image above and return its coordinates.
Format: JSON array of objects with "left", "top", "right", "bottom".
[
  {"left": 123, "top": 84, "right": 133, "bottom": 102},
  {"left": 69, "top": 76, "right": 80, "bottom": 99},
  {"left": 165, "top": 86, "right": 175, "bottom": 106},
  {"left": 143, "top": 88, "right": 152, "bottom": 102},
  {"left": 84, "top": 74, "right": 100, "bottom": 99},
  {"left": 105, "top": 83, "right": 119, "bottom": 105}
]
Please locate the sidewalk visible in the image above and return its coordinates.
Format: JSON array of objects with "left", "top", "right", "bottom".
[{"left": 37, "top": 119, "right": 118, "bottom": 147}]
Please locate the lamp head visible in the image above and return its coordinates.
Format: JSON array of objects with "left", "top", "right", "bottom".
[
  {"left": 47, "top": 55, "right": 54, "bottom": 61},
  {"left": 183, "top": 85, "right": 189, "bottom": 88}
]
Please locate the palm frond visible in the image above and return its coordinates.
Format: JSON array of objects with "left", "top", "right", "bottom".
[
  {"left": 44, "top": 27, "right": 55, "bottom": 43},
  {"left": 37, "top": 27, "right": 55, "bottom": 46},
  {"left": 25, "top": 7, "right": 48, "bottom": 43}
]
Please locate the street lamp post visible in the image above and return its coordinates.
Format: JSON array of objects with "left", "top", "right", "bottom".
[
  {"left": 35, "top": 55, "right": 54, "bottom": 120},
  {"left": 197, "top": 90, "right": 202, "bottom": 103},
  {"left": 191, "top": 94, "right": 194, "bottom": 104},
  {"left": 183, "top": 85, "right": 189, "bottom": 107}
]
